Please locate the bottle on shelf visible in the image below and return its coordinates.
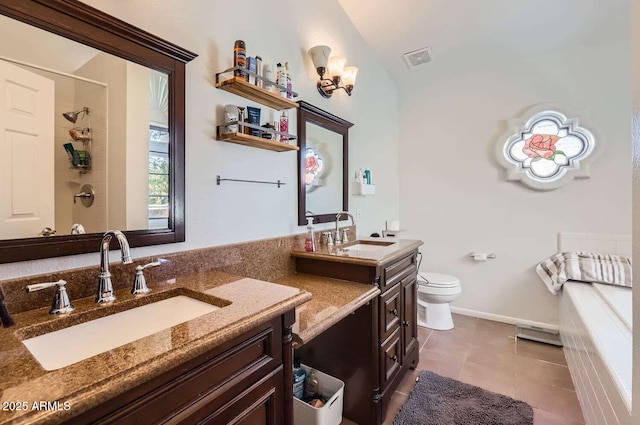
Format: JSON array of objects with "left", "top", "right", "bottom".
[
  {"left": 233, "top": 40, "right": 247, "bottom": 80},
  {"left": 223, "top": 104, "right": 239, "bottom": 134},
  {"left": 279, "top": 111, "right": 289, "bottom": 143},
  {"left": 263, "top": 62, "right": 275, "bottom": 93},
  {"left": 255, "top": 56, "right": 263, "bottom": 87},
  {"left": 276, "top": 62, "right": 286, "bottom": 96},
  {"left": 285, "top": 61, "right": 292, "bottom": 99}
]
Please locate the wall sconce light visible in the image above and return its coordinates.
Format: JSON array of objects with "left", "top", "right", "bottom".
[{"left": 308, "top": 45, "right": 358, "bottom": 98}]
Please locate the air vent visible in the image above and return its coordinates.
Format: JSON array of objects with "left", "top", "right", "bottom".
[{"left": 403, "top": 47, "right": 434, "bottom": 68}]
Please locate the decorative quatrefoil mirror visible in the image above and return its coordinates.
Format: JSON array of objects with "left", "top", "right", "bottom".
[{"left": 497, "top": 106, "right": 596, "bottom": 190}]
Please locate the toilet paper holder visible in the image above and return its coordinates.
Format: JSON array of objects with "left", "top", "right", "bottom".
[{"left": 468, "top": 252, "right": 496, "bottom": 261}]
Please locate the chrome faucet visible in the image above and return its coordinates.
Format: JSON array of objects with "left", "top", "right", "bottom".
[
  {"left": 335, "top": 211, "right": 355, "bottom": 244},
  {"left": 97, "top": 230, "right": 133, "bottom": 303}
]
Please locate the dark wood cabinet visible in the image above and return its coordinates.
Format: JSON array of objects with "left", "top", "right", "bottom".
[
  {"left": 296, "top": 249, "right": 419, "bottom": 424},
  {"left": 67, "top": 311, "right": 295, "bottom": 425}
]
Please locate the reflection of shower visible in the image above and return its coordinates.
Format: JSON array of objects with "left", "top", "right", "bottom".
[{"left": 62, "top": 106, "right": 89, "bottom": 123}]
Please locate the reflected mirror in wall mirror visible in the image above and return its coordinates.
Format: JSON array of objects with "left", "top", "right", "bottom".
[
  {"left": 297, "top": 101, "right": 353, "bottom": 225},
  {"left": 0, "top": 0, "right": 196, "bottom": 263}
]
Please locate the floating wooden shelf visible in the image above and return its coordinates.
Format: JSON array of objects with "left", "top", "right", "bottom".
[
  {"left": 216, "top": 132, "right": 299, "bottom": 152},
  {"left": 215, "top": 77, "right": 299, "bottom": 111}
]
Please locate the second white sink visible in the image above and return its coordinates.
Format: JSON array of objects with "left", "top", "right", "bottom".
[
  {"left": 343, "top": 243, "right": 391, "bottom": 252},
  {"left": 22, "top": 295, "right": 220, "bottom": 371}
]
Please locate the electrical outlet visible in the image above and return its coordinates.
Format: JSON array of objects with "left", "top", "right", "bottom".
[{"left": 355, "top": 207, "right": 362, "bottom": 222}]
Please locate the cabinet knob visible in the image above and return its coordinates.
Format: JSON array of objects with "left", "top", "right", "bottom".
[
  {"left": 391, "top": 308, "right": 398, "bottom": 317},
  {"left": 402, "top": 320, "right": 410, "bottom": 326},
  {"left": 391, "top": 354, "right": 398, "bottom": 362}
]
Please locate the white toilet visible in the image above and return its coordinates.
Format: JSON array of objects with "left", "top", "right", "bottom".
[{"left": 417, "top": 272, "right": 462, "bottom": 330}]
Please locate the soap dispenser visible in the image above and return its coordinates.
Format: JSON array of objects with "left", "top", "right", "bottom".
[{"left": 304, "top": 217, "right": 317, "bottom": 252}]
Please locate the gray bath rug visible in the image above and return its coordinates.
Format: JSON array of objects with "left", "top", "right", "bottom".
[{"left": 393, "top": 370, "right": 533, "bottom": 425}]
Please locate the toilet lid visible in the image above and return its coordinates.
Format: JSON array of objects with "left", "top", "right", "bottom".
[{"left": 418, "top": 272, "right": 460, "bottom": 289}]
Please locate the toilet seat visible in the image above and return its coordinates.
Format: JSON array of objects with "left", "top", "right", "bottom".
[{"left": 418, "top": 272, "right": 460, "bottom": 290}]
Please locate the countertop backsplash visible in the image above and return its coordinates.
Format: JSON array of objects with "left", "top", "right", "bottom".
[{"left": 1, "top": 226, "right": 356, "bottom": 315}]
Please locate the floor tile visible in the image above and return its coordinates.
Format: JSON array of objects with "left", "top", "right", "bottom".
[
  {"left": 475, "top": 318, "right": 516, "bottom": 337},
  {"left": 381, "top": 391, "right": 408, "bottom": 425},
  {"left": 395, "top": 368, "right": 420, "bottom": 395},
  {"left": 516, "top": 356, "right": 574, "bottom": 391},
  {"left": 465, "top": 345, "right": 517, "bottom": 375},
  {"left": 516, "top": 339, "right": 567, "bottom": 366},
  {"left": 459, "top": 361, "right": 516, "bottom": 398},
  {"left": 422, "top": 329, "right": 472, "bottom": 356},
  {"left": 516, "top": 376, "right": 583, "bottom": 421},
  {"left": 417, "top": 349, "right": 465, "bottom": 380},
  {"left": 431, "top": 323, "right": 475, "bottom": 342},
  {"left": 533, "top": 408, "right": 584, "bottom": 424},
  {"left": 451, "top": 313, "right": 478, "bottom": 330},
  {"left": 417, "top": 326, "right": 433, "bottom": 350},
  {"left": 381, "top": 317, "right": 582, "bottom": 425}
]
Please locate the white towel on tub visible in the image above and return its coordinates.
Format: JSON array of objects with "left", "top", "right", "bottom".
[{"left": 536, "top": 252, "right": 632, "bottom": 294}]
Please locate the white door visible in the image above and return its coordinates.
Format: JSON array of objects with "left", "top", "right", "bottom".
[{"left": 0, "top": 60, "right": 54, "bottom": 238}]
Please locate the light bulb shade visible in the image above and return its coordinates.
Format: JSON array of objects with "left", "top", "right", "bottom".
[
  {"left": 327, "top": 56, "right": 346, "bottom": 78},
  {"left": 341, "top": 66, "right": 358, "bottom": 87},
  {"left": 308, "top": 45, "right": 331, "bottom": 70}
]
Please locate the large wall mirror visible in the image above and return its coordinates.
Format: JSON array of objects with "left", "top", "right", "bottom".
[
  {"left": 297, "top": 101, "right": 353, "bottom": 225},
  {"left": 0, "top": 0, "right": 196, "bottom": 263}
]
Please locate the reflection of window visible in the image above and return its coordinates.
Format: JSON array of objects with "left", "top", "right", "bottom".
[
  {"left": 499, "top": 109, "right": 595, "bottom": 190},
  {"left": 148, "top": 126, "right": 169, "bottom": 228},
  {"left": 305, "top": 147, "right": 325, "bottom": 191}
]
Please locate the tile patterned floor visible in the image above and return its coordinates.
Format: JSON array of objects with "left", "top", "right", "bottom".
[{"left": 381, "top": 314, "right": 584, "bottom": 425}]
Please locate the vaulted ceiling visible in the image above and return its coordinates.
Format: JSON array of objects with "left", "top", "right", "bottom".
[{"left": 338, "top": 0, "right": 629, "bottom": 84}]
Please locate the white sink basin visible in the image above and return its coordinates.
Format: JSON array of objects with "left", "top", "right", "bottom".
[
  {"left": 343, "top": 244, "right": 386, "bottom": 252},
  {"left": 22, "top": 295, "right": 220, "bottom": 371},
  {"left": 342, "top": 241, "right": 394, "bottom": 252}
]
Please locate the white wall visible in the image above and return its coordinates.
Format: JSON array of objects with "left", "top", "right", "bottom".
[
  {"left": 399, "top": 42, "right": 631, "bottom": 323},
  {"left": 0, "top": 0, "right": 400, "bottom": 279}
]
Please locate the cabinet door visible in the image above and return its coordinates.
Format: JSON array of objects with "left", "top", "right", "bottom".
[
  {"left": 379, "top": 328, "right": 402, "bottom": 389},
  {"left": 379, "top": 283, "right": 401, "bottom": 343},
  {"left": 401, "top": 276, "right": 418, "bottom": 358}
]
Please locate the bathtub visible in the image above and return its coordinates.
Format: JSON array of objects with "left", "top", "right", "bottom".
[
  {"left": 560, "top": 281, "right": 632, "bottom": 425},
  {"left": 556, "top": 232, "right": 632, "bottom": 425}
]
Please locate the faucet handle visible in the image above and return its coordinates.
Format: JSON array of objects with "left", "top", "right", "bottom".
[
  {"left": 322, "top": 232, "right": 334, "bottom": 246},
  {"left": 26, "top": 279, "right": 74, "bottom": 315},
  {"left": 132, "top": 260, "right": 161, "bottom": 295},
  {"left": 342, "top": 228, "right": 349, "bottom": 244}
]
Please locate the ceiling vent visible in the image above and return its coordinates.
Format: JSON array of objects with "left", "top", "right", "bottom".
[{"left": 403, "top": 46, "right": 434, "bottom": 68}]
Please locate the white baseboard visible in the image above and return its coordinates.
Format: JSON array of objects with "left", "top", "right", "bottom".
[{"left": 450, "top": 306, "right": 558, "bottom": 331}]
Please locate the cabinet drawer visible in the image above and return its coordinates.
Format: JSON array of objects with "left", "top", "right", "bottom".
[
  {"left": 381, "top": 252, "right": 416, "bottom": 293},
  {"left": 379, "top": 328, "right": 402, "bottom": 389},
  {"left": 99, "top": 323, "right": 280, "bottom": 425},
  {"left": 177, "top": 367, "right": 283, "bottom": 425},
  {"left": 379, "top": 283, "right": 401, "bottom": 343}
]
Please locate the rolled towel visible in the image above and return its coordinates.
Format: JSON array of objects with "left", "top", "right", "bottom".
[{"left": 0, "top": 287, "right": 15, "bottom": 328}]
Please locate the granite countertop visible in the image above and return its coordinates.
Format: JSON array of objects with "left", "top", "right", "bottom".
[
  {"left": 290, "top": 237, "right": 423, "bottom": 266},
  {"left": 0, "top": 271, "right": 311, "bottom": 425},
  {"left": 272, "top": 273, "right": 380, "bottom": 348}
]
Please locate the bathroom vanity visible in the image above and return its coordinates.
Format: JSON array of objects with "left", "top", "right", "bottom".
[
  {"left": 0, "top": 273, "right": 310, "bottom": 425},
  {"left": 290, "top": 238, "right": 423, "bottom": 425}
]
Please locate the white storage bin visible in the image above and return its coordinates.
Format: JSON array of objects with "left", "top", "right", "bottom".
[{"left": 293, "top": 365, "right": 344, "bottom": 425}]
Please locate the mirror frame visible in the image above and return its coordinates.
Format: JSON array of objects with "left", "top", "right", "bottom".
[
  {"left": 0, "top": 0, "right": 197, "bottom": 264},
  {"left": 297, "top": 101, "right": 353, "bottom": 226}
]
